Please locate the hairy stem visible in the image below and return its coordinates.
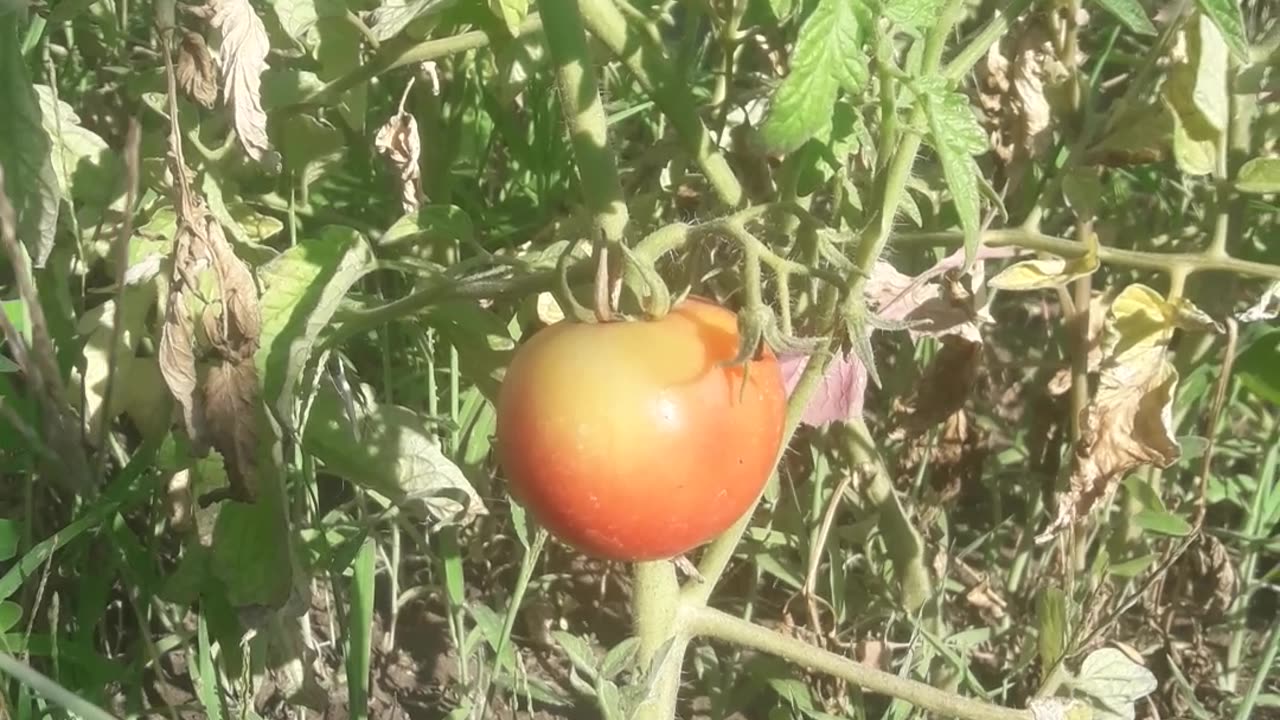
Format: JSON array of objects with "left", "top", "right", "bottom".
[
  {"left": 631, "top": 561, "right": 685, "bottom": 720},
  {"left": 688, "top": 607, "right": 1031, "bottom": 720},
  {"left": 577, "top": 0, "right": 742, "bottom": 207},
  {"left": 538, "top": 0, "right": 629, "bottom": 247}
]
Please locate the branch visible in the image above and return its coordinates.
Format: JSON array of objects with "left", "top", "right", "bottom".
[
  {"left": 290, "top": 14, "right": 545, "bottom": 111},
  {"left": 895, "top": 229, "right": 1280, "bottom": 281},
  {"left": 577, "top": 0, "right": 743, "bottom": 207},
  {"left": 688, "top": 606, "right": 1032, "bottom": 720}
]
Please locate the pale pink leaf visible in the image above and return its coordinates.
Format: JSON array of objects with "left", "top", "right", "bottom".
[{"left": 778, "top": 350, "right": 868, "bottom": 428}]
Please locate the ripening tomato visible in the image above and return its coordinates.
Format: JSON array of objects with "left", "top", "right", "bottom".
[{"left": 495, "top": 297, "right": 787, "bottom": 561}]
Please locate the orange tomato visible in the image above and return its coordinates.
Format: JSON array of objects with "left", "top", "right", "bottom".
[{"left": 496, "top": 297, "right": 786, "bottom": 561}]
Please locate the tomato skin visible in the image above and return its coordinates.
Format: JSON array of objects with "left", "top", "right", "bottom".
[{"left": 496, "top": 297, "right": 786, "bottom": 561}]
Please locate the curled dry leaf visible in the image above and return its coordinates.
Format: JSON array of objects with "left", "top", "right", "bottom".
[
  {"left": 202, "top": 357, "right": 261, "bottom": 501},
  {"left": 976, "top": 15, "right": 1077, "bottom": 167},
  {"left": 375, "top": 111, "right": 423, "bottom": 213},
  {"left": 1165, "top": 533, "right": 1238, "bottom": 623},
  {"left": 1047, "top": 291, "right": 1113, "bottom": 395},
  {"left": 160, "top": 283, "right": 205, "bottom": 448},
  {"left": 1037, "top": 285, "right": 1188, "bottom": 544},
  {"left": 176, "top": 31, "right": 219, "bottom": 109},
  {"left": 891, "top": 336, "right": 983, "bottom": 438},
  {"left": 209, "top": 0, "right": 271, "bottom": 161}
]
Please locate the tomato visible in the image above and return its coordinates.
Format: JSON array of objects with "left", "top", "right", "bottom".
[{"left": 496, "top": 297, "right": 787, "bottom": 561}]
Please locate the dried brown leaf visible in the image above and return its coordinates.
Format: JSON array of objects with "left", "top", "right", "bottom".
[
  {"left": 202, "top": 216, "right": 261, "bottom": 359},
  {"left": 976, "top": 16, "right": 1076, "bottom": 166},
  {"left": 891, "top": 336, "right": 983, "bottom": 438},
  {"left": 203, "top": 356, "right": 260, "bottom": 502},
  {"left": 375, "top": 111, "right": 423, "bottom": 213},
  {"left": 1038, "top": 285, "right": 1185, "bottom": 543},
  {"left": 1167, "top": 533, "right": 1238, "bottom": 623},
  {"left": 210, "top": 0, "right": 271, "bottom": 161},
  {"left": 159, "top": 283, "right": 205, "bottom": 447},
  {"left": 177, "top": 31, "right": 219, "bottom": 109}
]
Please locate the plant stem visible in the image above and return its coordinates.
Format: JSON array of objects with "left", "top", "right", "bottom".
[
  {"left": 577, "top": 0, "right": 742, "bottom": 207},
  {"left": 688, "top": 607, "right": 1031, "bottom": 720},
  {"left": 895, "top": 229, "right": 1280, "bottom": 281},
  {"left": 292, "top": 15, "right": 544, "bottom": 111},
  {"left": 538, "top": 0, "right": 629, "bottom": 247},
  {"left": 1232, "top": 618, "right": 1280, "bottom": 720},
  {"left": 631, "top": 560, "right": 686, "bottom": 720}
]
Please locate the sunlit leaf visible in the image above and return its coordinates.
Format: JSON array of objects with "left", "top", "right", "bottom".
[
  {"left": 1090, "top": 0, "right": 1156, "bottom": 35},
  {"left": 1237, "top": 157, "right": 1280, "bottom": 194},
  {"left": 0, "top": 17, "right": 60, "bottom": 265}
]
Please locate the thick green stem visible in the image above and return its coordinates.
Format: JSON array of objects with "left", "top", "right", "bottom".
[
  {"left": 632, "top": 561, "right": 685, "bottom": 720},
  {"left": 538, "top": 0, "right": 629, "bottom": 246},
  {"left": 688, "top": 607, "right": 1032, "bottom": 720},
  {"left": 577, "top": 0, "right": 742, "bottom": 207},
  {"left": 843, "top": 421, "right": 933, "bottom": 613}
]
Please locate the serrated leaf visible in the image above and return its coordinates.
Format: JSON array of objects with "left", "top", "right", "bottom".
[
  {"left": 1237, "top": 157, "right": 1280, "bottom": 194},
  {"left": 599, "top": 637, "right": 640, "bottom": 680},
  {"left": 552, "top": 631, "right": 599, "bottom": 678},
  {"left": 759, "top": 0, "right": 869, "bottom": 153},
  {"left": 1090, "top": 0, "right": 1156, "bottom": 35},
  {"left": 1194, "top": 0, "right": 1249, "bottom": 62},
  {"left": 883, "top": 0, "right": 945, "bottom": 29},
  {"left": 256, "top": 227, "right": 375, "bottom": 428},
  {"left": 488, "top": 0, "right": 528, "bottom": 35},
  {"left": 0, "top": 17, "right": 61, "bottom": 266},
  {"left": 922, "top": 87, "right": 985, "bottom": 267}
]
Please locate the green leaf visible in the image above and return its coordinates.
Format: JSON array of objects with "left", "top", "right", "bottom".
[
  {"left": 759, "top": 0, "right": 869, "bottom": 153},
  {"left": 377, "top": 205, "right": 475, "bottom": 258},
  {"left": 366, "top": 0, "right": 450, "bottom": 41},
  {"left": 270, "top": 0, "right": 345, "bottom": 41},
  {"left": 883, "top": 0, "right": 944, "bottom": 30},
  {"left": 256, "top": 226, "right": 375, "bottom": 429},
  {"left": 1237, "top": 157, "right": 1280, "bottom": 194},
  {"left": 210, "top": 481, "right": 293, "bottom": 609},
  {"left": 1194, "top": 0, "right": 1249, "bottom": 62},
  {"left": 1068, "top": 647, "right": 1158, "bottom": 719},
  {"left": 0, "top": 520, "right": 17, "bottom": 562},
  {"left": 488, "top": 0, "right": 528, "bottom": 35},
  {"left": 552, "top": 631, "right": 599, "bottom": 678},
  {"left": 599, "top": 637, "right": 640, "bottom": 680},
  {"left": 1089, "top": 0, "right": 1156, "bottom": 35},
  {"left": 1107, "top": 553, "right": 1158, "bottom": 577},
  {"left": 347, "top": 538, "right": 375, "bottom": 720},
  {"left": 32, "top": 84, "right": 118, "bottom": 208},
  {"left": 768, "top": 0, "right": 796, "bottom": 19},
  {"left": 1132, "top": 509, "right": 1193, "bottom": 536},
  {"left": 1237, "top": 330, "right": 1280, "bottom": 404},
  {"left": 1037, "top": 587, "right": 1067, "bottom": 679},
  {"left": 194, "top": 612, "right": 225, "bottom": 720},
  {"left": 0, "top": 17, "right": 61, "bottom": 265},
  {"left": 0, "top": 601, "right": 20, "bottom": 633},
  {"left": 303, "top": 380, "right": 487, "bottom": 526},
  {"left": 922, "top": 85, "right": 985, "bottom": 266}
]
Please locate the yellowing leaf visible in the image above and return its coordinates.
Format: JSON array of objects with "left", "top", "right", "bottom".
[
  {"left": 1038, "top": 284, "right": 1184, "bottom": 543},
  {"left": 1237, "top": 157, "right": 1280, "bottom": 194},
  {"left": 988, "top": 252, "right": 1099, "bottom": 291}
]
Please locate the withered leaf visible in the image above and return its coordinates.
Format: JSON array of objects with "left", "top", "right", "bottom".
[
  {"left": 1038, "top": 285, "right": 1186, "bottom": 543},
  {"left": 891, "top": 336, "right": 983, "bottom": 438},
  {"left": 176, "top": 31, "right": 219, "bottom": 109},
  {"left": 203, "top": 216, "right": 261, "bottom": 360},
  {"left": 159, "top": 284, "right": 204, "bottom": 447},
  {"left": 210, "top": 0, "right": 271, "bottom": 161},
  {"left": 374, "top": 111, "right": 423, "bottom": 213},
  {"left": 203, "top": 356, "right": 261, "bottom": 502}
]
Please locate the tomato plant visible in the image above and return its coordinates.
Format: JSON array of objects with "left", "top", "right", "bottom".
[{"left": 496, "top": 297, "right": 786, "bottom": 561}]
